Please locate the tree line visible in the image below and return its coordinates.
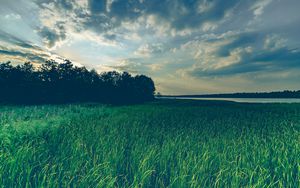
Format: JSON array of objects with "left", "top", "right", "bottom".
[{"left": 0, "top": 60, "right": 155, "bottom": 104}]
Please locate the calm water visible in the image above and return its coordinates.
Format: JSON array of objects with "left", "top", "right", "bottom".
[{"left": 158, "top": 97, "right": 300, "bottom": 103}]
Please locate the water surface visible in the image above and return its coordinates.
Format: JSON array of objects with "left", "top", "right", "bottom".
[{"left": 158, "top": 97, "right": 300, "bottom": 103}]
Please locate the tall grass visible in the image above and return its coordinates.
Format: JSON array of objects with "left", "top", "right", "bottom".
[{"left": 0, "top": 100, "right": 299, "bottom": 187}]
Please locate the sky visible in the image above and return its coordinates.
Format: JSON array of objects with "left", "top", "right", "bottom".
[{"left": 0, "top": 0, "right": 300, "bottom": 95}]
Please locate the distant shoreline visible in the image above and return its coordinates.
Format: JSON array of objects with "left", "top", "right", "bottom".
[{"left": 160, "top": 90, "right": 300, "bottom": 99}]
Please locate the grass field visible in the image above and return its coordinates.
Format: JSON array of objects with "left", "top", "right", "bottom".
[{"left": 0, "top": 99, "right": 299, "bottom": 187}]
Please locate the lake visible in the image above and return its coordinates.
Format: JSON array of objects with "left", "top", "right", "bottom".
[{"left": 158, "top": 97, "right": 300, "bottom": 103}]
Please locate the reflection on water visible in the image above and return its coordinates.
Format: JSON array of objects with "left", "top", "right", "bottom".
[{"left": 158, "top": 97, "right": 300, "bottom": 103}]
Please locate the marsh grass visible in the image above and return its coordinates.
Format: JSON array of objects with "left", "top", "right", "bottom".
[{"left": 0, "top": 100, "right": 299, "bottom": 187}]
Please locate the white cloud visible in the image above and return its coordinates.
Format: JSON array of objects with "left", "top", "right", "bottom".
[
  {"left": 264, "top": 34, "right": 287, "bottom": 51},
  {"left": 4, "top": 13, "right": 21, "bottom": 20},
  {"left": 251, "top": 0, "right": 273, "bottom": 17},
  {"left": 134, "top": 43, "right": 164, "bottom": 57}
]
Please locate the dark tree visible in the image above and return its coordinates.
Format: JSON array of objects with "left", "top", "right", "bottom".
[{"left": 0, "top": 60, "right": 156, "bottom": 104}]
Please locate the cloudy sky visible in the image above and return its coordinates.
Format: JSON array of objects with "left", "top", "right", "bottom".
[{"left": 0, "top": 0, "right": 300, "bottom": 94}]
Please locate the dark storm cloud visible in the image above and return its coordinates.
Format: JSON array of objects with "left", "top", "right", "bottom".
[
  {"left": 191, "top": 49, "right": 300, "bottom": 77},
  {"left": 216, "top": 32, "right": 261, "bottom": 57},
  {"left": 143, "top": 0, "right": 239, "bottom": 30},
  {"left": 81, "top": 0, "right": 143, "bottom": 35},
  {"left": 109, "top": 0, "right": 143, "bottom": 19},
  {"left": 89, "top": 0, "right": 107, "bottom": 13},
  {"left": 81, "top": 14, "right": 114, "bottom": 34},
  {"left": 0, "top": 31, "right": 51, "bottom": 63},
  {"left": 252, "top": 48, "right": 300, "bottom": 64},
  {"left": 0, "top": 30, "right": 42, "bottom": 51},
  {"left": 96, "top": 0, "right": 241, "bottom": 30},
  {"left": 37, "top": 24, "right": 66, "bottom": 48},
  {"left": 0, "top": 48, "right": 48, "bottom": 62},
  {"left": 34, "top": 0, "right": 248, "bottom": 46},
  {"left": 189, "top": 32, "right": 300, "bottom": 77},
  {"left": 57, "top": 0, "right": 73, "bottom": 10}
]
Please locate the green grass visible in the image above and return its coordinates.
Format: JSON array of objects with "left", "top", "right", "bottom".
[{"left": 0, "top": 99, "right": 299, "bottom": 187}]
